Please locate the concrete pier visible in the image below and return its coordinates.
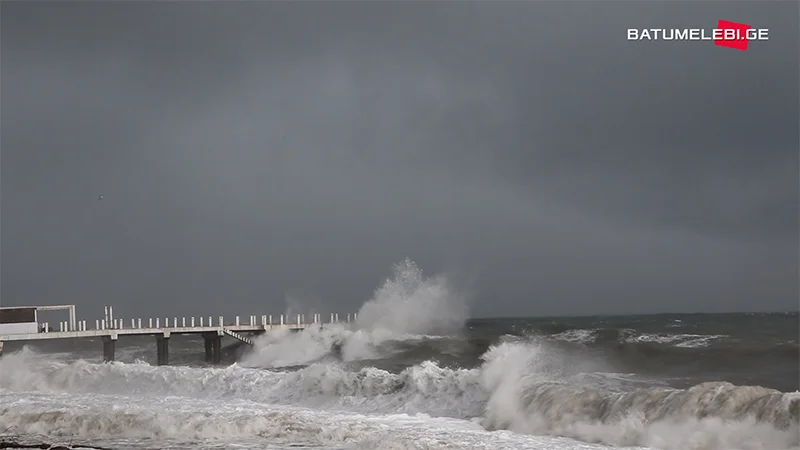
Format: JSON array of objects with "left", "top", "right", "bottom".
[
  {"left": 156, "top": 334, "right": 170, "bottom": 365},
  {"left": 0, "top": 305, "right": 356, "bottom": 365},
  {"left": 102, "top": 336, "right": 116, "bottom": 362},
  {"left": 203, "top": 332, "right": 222, "bottom": 364}
]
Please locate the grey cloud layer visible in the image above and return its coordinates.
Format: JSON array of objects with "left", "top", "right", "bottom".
[{"left": 2, "top": 1, "right": 797, "bottom": 318}]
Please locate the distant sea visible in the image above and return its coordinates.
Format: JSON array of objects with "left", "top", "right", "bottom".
[{"left": 1, "top": 312, "right": 797, "bottom": 450}]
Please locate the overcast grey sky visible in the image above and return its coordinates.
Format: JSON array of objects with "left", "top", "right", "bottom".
[{"left": 1, "top": 1, "right": 797, "bottom": 319}]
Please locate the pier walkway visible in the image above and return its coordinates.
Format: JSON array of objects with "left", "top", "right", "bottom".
[{"left": 0, "top": 305, "right": 356, "bottom": 365}]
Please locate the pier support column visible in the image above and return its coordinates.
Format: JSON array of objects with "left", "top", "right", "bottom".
[
  {"left": 0, "top": 341, "right": 4, "bottom": 358},
  {"left": 156, "top": 334, "right": 170, "bottom": 366},
  {"left": 204, "top": 336, "right": 213, "bottom": 362},
  {"left": 102, "top": 336, "right": 116, "bottom": 362},
  {"left": 202, "top": 332, "right": 222, "bottom": 364}
]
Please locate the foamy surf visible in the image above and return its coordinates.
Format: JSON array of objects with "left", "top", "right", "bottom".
[
  {"left": 0, "top": 391, "right": 616, "bottom": 450},
  {"left": 549, "top": 328, "right": 729, "bottom": 348},
  {"left": 1, "top": 340, "right": 797, "bottom": 450}
]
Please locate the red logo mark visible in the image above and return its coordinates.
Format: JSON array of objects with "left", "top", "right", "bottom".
[{"left": 714, "top": 20, "right": 752, "bottom": 51}]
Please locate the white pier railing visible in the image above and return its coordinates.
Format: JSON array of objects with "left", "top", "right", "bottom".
[
  {"left": 1, "top": 304, "right": 359, "bottom": 340},
  {"left": 0, "top": 305, "right": 360, "bottom": 364}
]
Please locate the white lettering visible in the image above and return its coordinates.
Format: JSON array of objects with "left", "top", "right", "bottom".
[
  {"left": 628, "top": 27, "right": 769, "bottom": 42},
  {"left": 747, "top": 29, "right": 770, "bottom": 40}
]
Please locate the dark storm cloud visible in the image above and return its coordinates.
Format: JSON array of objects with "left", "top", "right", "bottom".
[{"left": 1, "top": 1, "right": 797, "bottom": 318}]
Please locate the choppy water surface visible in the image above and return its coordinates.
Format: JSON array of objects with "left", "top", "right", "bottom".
[{"left": 1, "top": 259, "right": 798, "bottom": 450}]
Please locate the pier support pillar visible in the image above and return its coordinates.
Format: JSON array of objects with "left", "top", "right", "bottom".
[
  {"left": 0, "top": 341, "right": 4, "bottom": 358},
  {"left": 203, "top": 332, "right": 222, "bottom": 364},
  {"left": 156, "top": 335, "right": 170, "bottom": 366},
  {"left": 204, "top": 337, "right": 213, "bottom": 362},
  {"left": 102, "top": 336, "right": 116, "bottom": 362}
]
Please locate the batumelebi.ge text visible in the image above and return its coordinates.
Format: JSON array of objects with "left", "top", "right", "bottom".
[{"left": 627, "top": 28, "right": 770, "bottom": 41}]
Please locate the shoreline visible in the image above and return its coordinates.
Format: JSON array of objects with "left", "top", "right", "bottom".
[{"left": 0, "top": 439, "right": 113, "bottom": 450}]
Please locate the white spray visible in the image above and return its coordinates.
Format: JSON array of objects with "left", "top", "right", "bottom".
[{"left": 242, "top": 258, "right": 470, "bottom": 368}]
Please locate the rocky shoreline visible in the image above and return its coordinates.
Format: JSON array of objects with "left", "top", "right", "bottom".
[{"left": 0, "top": 440, "right": 112, "bottom": 450}]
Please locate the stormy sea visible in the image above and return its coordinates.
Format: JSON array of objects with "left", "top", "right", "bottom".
[{"left": 0, "top": 259, "right": 797, "bottom": 450}]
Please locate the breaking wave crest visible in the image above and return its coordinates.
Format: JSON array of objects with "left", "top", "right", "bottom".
[
  {"left": 480, "top": 339, "right": 800, "bottom": 449},
  {"left": 241, "top": 258, "right": 469, "bottom": 368}
]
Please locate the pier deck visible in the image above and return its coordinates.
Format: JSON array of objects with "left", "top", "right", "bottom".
[
  {"left": 0, "top": 305, "right": 356, "bottom": 364},
  {"left": 0, "top": 323, "right": 310, "bottom": 341}
]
